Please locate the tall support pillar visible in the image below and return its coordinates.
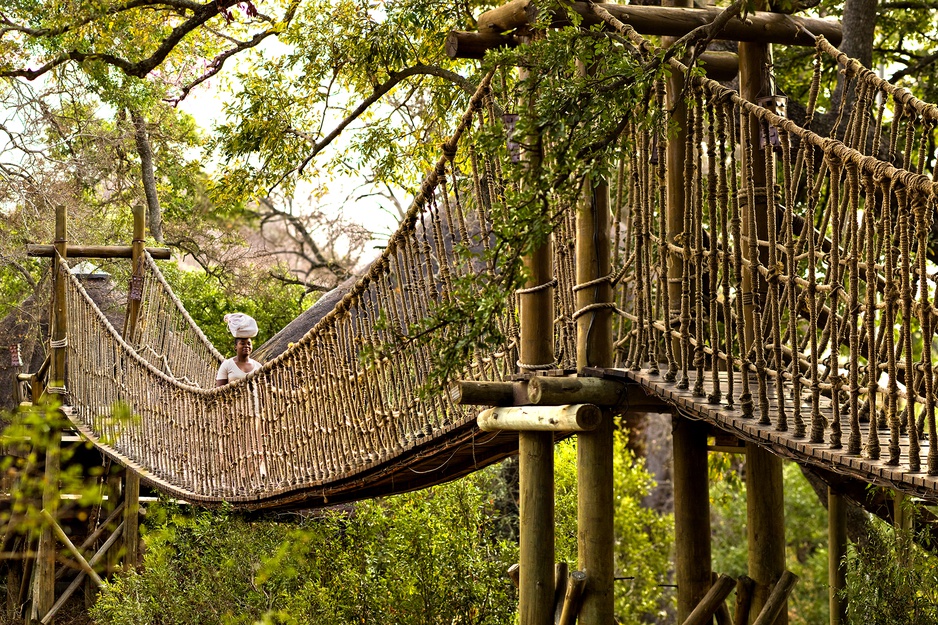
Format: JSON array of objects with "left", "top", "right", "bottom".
[
  {"left": 517, "top": 48, "right": 555, "bottom": 625},
  {"left": 36, "top": 203, "right": 68, "bottom": 622},
  {"left": 828, "top": 489, "right": 847, "bottom": 625},
  {"left": 120, "top": 203, "right": 145, "bottom": 572},
  {"left": 662, "top": 1, "right": 713, "bottom": 621},
  {"left": 739, "top": 2, "right": 787, "bottom": 622},
  {"left": 673, "top": 418, "right": 712, "bottom": 622},
  {"left": 745, "top": 444, "right": 786, "bottom": 624},
  {"left": 576, "top": 176, "right": 614, "bottom": 625}
]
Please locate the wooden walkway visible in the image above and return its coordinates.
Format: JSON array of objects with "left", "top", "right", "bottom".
[{"left": 595, "top": 368, "right": 938, "bottom": 503}]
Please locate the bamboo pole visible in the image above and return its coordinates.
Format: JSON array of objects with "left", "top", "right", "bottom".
[
  {"left": 828, "top": 490, "right": 847, "bottom": 625},
  {"left": 517, "top": 31, "right": 555, "bottom": 625},
  {"left": 575, "top": 97, "right": 614, "bottom": 625},
  {"left": 478, "top": 404, "right": 601, "bottom": 432}
]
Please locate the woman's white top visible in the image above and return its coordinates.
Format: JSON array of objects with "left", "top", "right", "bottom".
[{"left": 216, "top": 358, "right": 262, "bottom": 383}]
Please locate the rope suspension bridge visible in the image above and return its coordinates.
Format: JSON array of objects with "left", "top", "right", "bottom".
[{"left": 9, "top": 4, "right": 938, "bottom": 622}]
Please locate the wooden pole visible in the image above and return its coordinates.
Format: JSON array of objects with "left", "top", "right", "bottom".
[
  {"left": 104, "top": 471, "right": 122, "bottom": 576},
  {"left": 575, "top": 106, "right": 614, "bottom": 625},
  {"left": 556, "top": 571, "right": 588, "bottom": 625},
  {"left": 26, "top": 244, "right": 171, "bottom": 260},
  {"left": 828, "top": 489, "right": 847, "bottom": 625},
  {"left": 682, "top": 574, "right": 736, "bottom": 625},
  {"left": 745, "top": 444, "right": 786, "bottom": 624},
  {"left": 478, "top": 404, "right": 602, "bottom": 432},
  {"left": 450, "top": 380, "right": 520, "bottom": 406},
  {"left": 36, "top": 432, "right": 60, "bottom": 621},
  {"left": 527, "top": 376, "right": 624, "bottom": 406},
  {"left": 751, "top": 571, "right": 798, "bottom": 625},
  {"left": 122, "top": 470, "right": 140, "bottom": 571},
  {"left": 517, "top": 33, "right": 555, "bottom": 625},
  {"left": 738, "top": 4, "right": 787, "bottom": 620},
  {"left": 474, "top": 2, "right": 842, "bottom": 46},
  {"left": 733, "top": 576, "right": 754, "bottom": 625},
  {"left": 673, "top": 416, "right": 712, "bottom": 622}
]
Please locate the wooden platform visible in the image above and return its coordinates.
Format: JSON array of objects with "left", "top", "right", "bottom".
[{"left": 598, "top": 368, "right": 938, "bottom": 503}]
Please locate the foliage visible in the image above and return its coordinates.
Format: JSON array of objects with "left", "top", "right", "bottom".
[
  {"left": 90, "top": 428, "right": 671, "bottom": 624},
  {"left": 844, "top": 519, "right": 938, "bottom": 625},
  {"left": 153, "top": 262, "right": 312, "bottom": 353},
  {"left": 710, "top": 459, "right": 830, "bottom": 625}
]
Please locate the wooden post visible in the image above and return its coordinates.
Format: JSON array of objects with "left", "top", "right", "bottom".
[
  {"left": 673, "top": 417, "right": 712, "bottom": 622},
  {"left": 517, "top": 34, "right": 555, "bottom": 625},
  {"left": 828, "top": 489, "right": 847, "bottom": 625},
  {"left": 575, "top": 118, "right": 614, "bottom": 625},
  {"left": 745, "top": 444, "right": 786, "bottom": 624},
  {"left": 122, "top": 470, "right": 140, "bottom": 571},
  {"left": 36, "top": 431, "right": 60, "bottom": 622},
  {"left": 105, "top": 471, "right": 122, "bottom": 576},
  {"left": 664, "top": 0, "right": 689, "bottom": 372},
  {"left": 119, "top": 203, "right": 146, "bottom": 572},
  {"left": 738, "top": 3, "right": 787, "bottom": 621},
  {"left": 682, "top": 574, "right": 737, "bottom": 625}
]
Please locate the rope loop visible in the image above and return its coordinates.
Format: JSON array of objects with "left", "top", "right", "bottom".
[
  {"left": 573, "top": 273, "right": 614, "bottom": 292},
  {"left": 515, "top": 278, "right": 557, "bottom": 295},
  {"left": 50, "top": 337, "right": 68, "bottom": 349},
  {"left": 516, "top": 360, "right": 559, "bottom": 371},
  {"left": 572, "top": 302, "right": 617, "bottom": 320}
]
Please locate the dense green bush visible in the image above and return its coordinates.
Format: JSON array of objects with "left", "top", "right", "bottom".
[
  {"left": 91, "top": 429, "right": 671, "bottom": 625},
  {"left": 845, "top": 519, "right": 938, "bottom": 625}
]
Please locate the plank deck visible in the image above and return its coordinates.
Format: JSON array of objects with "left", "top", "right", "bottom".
[{"left": 601, "top": 367, "right": 938, "bottom": 503}]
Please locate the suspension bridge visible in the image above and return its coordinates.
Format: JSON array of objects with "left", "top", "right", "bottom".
[{"left": 7, "top": 2, "right": 938, "bottom": 624}]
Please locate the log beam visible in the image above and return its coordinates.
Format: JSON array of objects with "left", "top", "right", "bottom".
[
  {"left": 682, "top": 574, "right": 737, "bottom": 625},
  {"left": 27, "top": 244, "right": 171, "bottom": 260},
  {"left": 751, "top": 571, "right": 798, "bottom": 625},
  {"left": 478, "top": 404, "right": 602, "bottom": 432},
  {"left": 450, "top": 380, "right": 523, "bottom": 406},
  {"left": 557, "top": 571, "right": 587, "bottom": 625},
  {"left": 445, "top": 31, "right": 517, "bottom": 59},
  {"left": 474, "top": 2, "right": 841, "bottom": 46},
  {"left": 528, "top": 376, "right": 623, "bottom": 406}
]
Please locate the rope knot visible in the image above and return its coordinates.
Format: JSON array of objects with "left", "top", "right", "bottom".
[{"left": 442, "top": 142, "right": 458, "bottom": 160}]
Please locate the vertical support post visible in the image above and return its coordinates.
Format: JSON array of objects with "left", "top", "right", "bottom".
[
  {"left": 105, "top": 472, "right": 122, "bottom": 576},
  {"left": 663, "top": 0, "right": 689, "bottom": 367},
  {"left": 662, "top": 2, "right": 712, "bottom": 620},
  {"left": 517, "top": 41, "right": 555, "bottom": 625},
  {"left": 745, "top": 444, "right": 786, "bottom": 624},
  {"left": 828, "top": 489, "right": 847, "bottom": 625},
  {"left": 36, "top": 432, "right": 60, "bottom": 622},
  {"left": 738, "top": 4, "right": 787, "bottom": 622},
  {"left": 673, "top": 418, "right": 712, "bottom": 622},
  {"left": 576, "top": 172, "right": 614, "bottom": 624},
  {"left": 119, "top": 203, "right": 145, "bottom": 572},
  {"left": 122, "top": 470, "right": 140, "bottom": 571}
]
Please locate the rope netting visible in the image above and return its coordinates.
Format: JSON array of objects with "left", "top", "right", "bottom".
[
  {"left": 602, "top": 11, "right": 938, "bottom": 476},
  {"left": 60, "top": 72, "right": 580, "bottom": 503},
  {"left": 124, "top": 252, "right": 225, "bottom": 387}
]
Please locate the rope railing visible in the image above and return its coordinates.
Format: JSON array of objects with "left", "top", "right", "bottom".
[{"left": 602, "top": 17, "right": 938, "bottom": 476}]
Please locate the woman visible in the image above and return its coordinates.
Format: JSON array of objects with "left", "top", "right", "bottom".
[{"left": 215, "top": 336, "right": 261, "bottom": 387}]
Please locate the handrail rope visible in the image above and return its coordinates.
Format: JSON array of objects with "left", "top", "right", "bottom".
[{"left": 141, "top": 252, "right": 225, "bottom": 363}]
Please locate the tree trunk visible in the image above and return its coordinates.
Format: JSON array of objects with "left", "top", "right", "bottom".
[{"left": 131, "top": 110, "right": 163, "bottom": 243}]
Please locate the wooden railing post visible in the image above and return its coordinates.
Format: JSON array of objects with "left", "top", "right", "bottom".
[{"left": 517, "top": 32, "right": 556, "bottom": 625}]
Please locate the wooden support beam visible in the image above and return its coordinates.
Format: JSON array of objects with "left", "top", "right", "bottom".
[
  {"left": 475, "top": 2, "right": 841, "bottom": 46},
  {"left": 681, "top": 574, "right": 736, "bottom": 625},
  {"left": 527, "top": 376, "right": 623, "bottom": 406},
  {"left": 674, "top": 416, "right": 712, "bottom": 622},
  {"left": 36, "top": 430, "right": 60, "bottom": 621},
  {"left": 556, "top": 571, "right": 587, "bottom": 625},
  {"left": 54, "top": 502, "right": 124, "bottom": 581},
  {"left": 122, "top": 471, "right": 140, "bottom": 571},
  {"left": 552, "top": 561, "right": 568, "bottom": 623},
  {"left": 39, "top": 510, "right": 103, "bottom": 588},
  {"left": 746, "top": 444, "right": 787, "bottom": 624},
  {"left": 478, "top": 404, "right": 602, "bottom": 432},
  {"left": 450, "top": 380, "right": 521, "bottom": 406},
  {"left": 733, "top": 576, "right": 754, "bottom": 625},
  {"left": 26, "top": 244, "right": 171, "bottom": 260},
  {"left": 445, "top": 31, "right": 517, "bottom": 58},
  {"left": 40, "top": 522, "right": 124, "bottom": 625},
  {"left": 751, "top": 571, "right": 798, "bottom": 625},
  {"left": 828, "top": 489, "right": 847, "bottom": 625}
]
